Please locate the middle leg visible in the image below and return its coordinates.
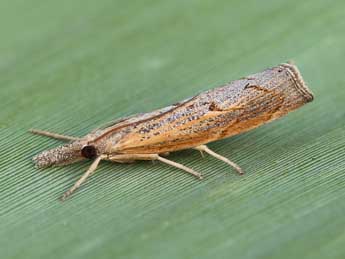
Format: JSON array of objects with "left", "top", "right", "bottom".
[
  {"left": 194, "top": 145, "right": 244, "bottom": 175},
  {"left": 108, "top": 154, "right": 203, "bottom": 179}
]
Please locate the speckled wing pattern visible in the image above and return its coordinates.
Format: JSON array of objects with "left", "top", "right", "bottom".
[{"left": 90, "top": 63, "right": 313, "bottom": 155}]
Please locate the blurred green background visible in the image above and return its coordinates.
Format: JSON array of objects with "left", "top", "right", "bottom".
[{"left": 1, "top": 0, "right": 345, "bottom": 258}]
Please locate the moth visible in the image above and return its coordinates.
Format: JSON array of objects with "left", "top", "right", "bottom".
[{"left": 31, "top": 63, "right": 313, "bottom": 200}]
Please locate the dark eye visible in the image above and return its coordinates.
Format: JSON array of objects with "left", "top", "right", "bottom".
[{"left": 81, "top": 145, "right": 97, "bottom": 159}]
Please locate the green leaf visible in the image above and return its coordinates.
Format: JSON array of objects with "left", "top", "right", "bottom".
[{"left": 1, "top": 0, "right": 344, "bottom": 258}]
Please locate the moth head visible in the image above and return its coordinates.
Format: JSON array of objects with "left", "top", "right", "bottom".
[{"left": 33, "top": 140, "right": 100, "bottom": 168}]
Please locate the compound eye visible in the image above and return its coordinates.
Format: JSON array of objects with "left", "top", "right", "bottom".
[{"left": 81, "top": 145, "right": 97, "bottom": 159}]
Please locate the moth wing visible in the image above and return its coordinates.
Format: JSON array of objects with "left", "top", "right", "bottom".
[
  {"left": 91, "top": 97, "right": 194, "bottom": 134},
  {"left": 90, "top": 113, "right": 143, "bottom": 133}
]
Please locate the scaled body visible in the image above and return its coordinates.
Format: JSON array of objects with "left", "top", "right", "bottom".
[
  {"left": 32, "top": 63, "right": 313, "bottom": 200},
  {"left": 91, "top": 63, "right": 313, "bottom": 155}
]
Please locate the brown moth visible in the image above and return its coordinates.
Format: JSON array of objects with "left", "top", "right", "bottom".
[{"left": 31, "top": 63, "right": 313, "bottom": 200}]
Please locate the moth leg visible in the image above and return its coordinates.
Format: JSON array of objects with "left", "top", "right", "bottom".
[
  {"left": 157, "top": 156, "right": 203, "bottom": 179},
  {"left": 60, "top": 155, "right": 105, "bottom": 201},
  {"left": 30, "top": 129, "right": 80, "bottom": 141},
  {"left": 108, "top": 154, "right": 203, "bottom": 179},
  {"left": 194, "top": 145, "right": 244, "bottom": 175},
  {"left": 198, "top": 149, "right": 205, "bottom": 158}
]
